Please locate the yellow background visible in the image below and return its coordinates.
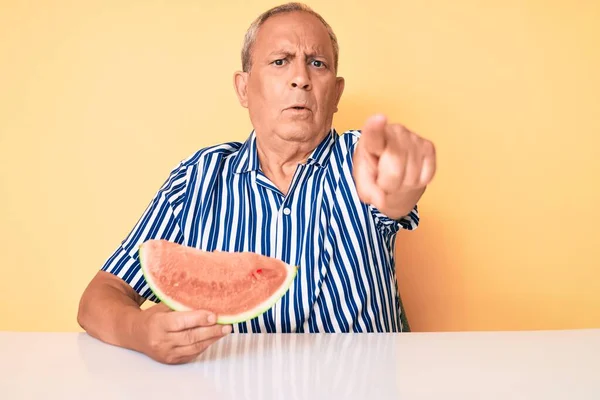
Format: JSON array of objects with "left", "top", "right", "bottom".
[{"left": 1, "top": 0, "right": 599, "bottom": 332}]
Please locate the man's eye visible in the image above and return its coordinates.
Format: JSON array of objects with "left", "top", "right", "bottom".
[
  {"left": 311, "top": 60, "right": 325, "bottom": 68},
  {"left": 273, "top": 59, "right": 285, "bottom": 66}
]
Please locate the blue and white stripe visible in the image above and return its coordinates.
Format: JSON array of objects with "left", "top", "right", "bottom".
[{"left": 101, "top": 129, "right": 419, "bottom": 333}]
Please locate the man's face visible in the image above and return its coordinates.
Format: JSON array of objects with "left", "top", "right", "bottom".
[{"left": 235, "top": 11, "right": 345, "bottom": 142}]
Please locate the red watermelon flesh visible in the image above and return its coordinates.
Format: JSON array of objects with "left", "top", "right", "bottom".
[{"left": 139, "top": 240, "right": 298, "bottom": 324}]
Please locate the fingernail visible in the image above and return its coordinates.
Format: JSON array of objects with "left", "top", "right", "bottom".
[
  {"left": 222, "top": 325, "right": 232, "bottom": 334},
  {"left": 208, "top": 314, "right": 216, "bottom": 324}
]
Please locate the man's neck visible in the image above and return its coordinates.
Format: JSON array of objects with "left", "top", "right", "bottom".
[{"left": 255, "top": 130, "right": 328, "bottom": 196}]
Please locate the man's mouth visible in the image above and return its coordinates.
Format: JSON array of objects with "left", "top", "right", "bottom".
[{"left": 287, "top": 105, "right": 311, "bottom": 111}]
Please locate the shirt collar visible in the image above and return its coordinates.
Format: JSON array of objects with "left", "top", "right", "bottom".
[
  {"left": 306, "top": 128, "right": 338, "bottom": 168},
  {"left": 233, "top": 129, "right": 338, "bottom": 174},
  {"left": 232, "top": 130, "right": 260, "bottom": 174}
]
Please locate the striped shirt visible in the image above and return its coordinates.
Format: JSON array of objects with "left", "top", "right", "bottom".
[{"left": 101, "top": 128, "right": 419, "bottom": 333}]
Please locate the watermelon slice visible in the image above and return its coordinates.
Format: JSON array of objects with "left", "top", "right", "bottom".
[{"left": 138, "top": 240, "right": 298, "bottom": 324}]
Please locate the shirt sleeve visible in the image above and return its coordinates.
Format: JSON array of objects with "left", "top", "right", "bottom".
[
  {"left": 369, "top": 203, "right": 419, "bottom": 237},
  {"left": 100, "top": 163, "right": 189, "bottom": 301}
]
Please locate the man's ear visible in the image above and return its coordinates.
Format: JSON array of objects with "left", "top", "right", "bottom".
[
  {"left": 333, "top": 76, "right": 345, "bottom": 113},
  {"left": 233, "top": 71, "right": 249, "bottom": 108}
]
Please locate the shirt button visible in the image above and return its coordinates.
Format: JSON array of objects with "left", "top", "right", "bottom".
[{"left": 283, "top": 207, "right": 291, "bottom": 215}]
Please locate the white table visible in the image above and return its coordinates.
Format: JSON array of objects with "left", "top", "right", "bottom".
[{"left": 1, "top": 329, "right": 598, "bottom": 399}]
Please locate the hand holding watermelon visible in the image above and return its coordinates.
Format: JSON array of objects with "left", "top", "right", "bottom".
[{"left": 136, "top": 302, "right": 232, "bottom": 365}]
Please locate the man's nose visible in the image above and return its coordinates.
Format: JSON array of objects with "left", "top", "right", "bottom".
[{"left": 290, "top": 63, "right": 311, "bottom": 90}]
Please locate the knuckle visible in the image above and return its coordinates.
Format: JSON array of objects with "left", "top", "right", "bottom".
[
  {"left": 379, "top": 166, "right": 404, "bottom": 184},
  {"left": 199, "top": 311, "right": 212, "bottom": 326},
  {"left": 380, "top": 150, "right": 403, "bottom": 167},
  {"left": 376, "top": 197, "right": 389, "bottom": 211},
  {"left": 146, "top": 325, "right": 169, "bottom": 354},
  {"left": 396, "top": 125, "right": 411, "bottom": 139},
  {"left": 201, "top": 326, "right": 217, "bottom": 340},
  {"left": 404, "top": 174, "right": 420, "bottom": 187},
  {"left": 390, "top": 123, "right": 404, "bottom": 132},
  {"left": 147, "top": 330, "right": 165, "bottom": 351},
  {"left": 148, "top": 337, "right": 162, "bottom": 353},
  {"left": 215, "top": 325, "right": 227, "bottom": 336},
  {"left": 183, "top": 328, "right": 196, "bottom": 344},
  {"left": 422, "top": 139, "right": 435, "bottom": 154},
  {"left": 148, "top": 313, "right": 165, "bottom": 330},
  {"left": 163, "top": 353, "right": 180, "bottom": 365},
  {"left": 194, "top": 341, "right": 209, "bottom": 354},
  {"left": 170, "top": 317, "right": 184, "bottom": 332}
]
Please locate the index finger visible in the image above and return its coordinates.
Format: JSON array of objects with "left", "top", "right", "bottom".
[
  {"left": 163, "top": 309, "right": 218, "bottom": 332},
  {"left": 359, "top": 114, "right": 387, "bottom": 156}
]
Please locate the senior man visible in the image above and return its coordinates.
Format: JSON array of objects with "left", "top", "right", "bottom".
[{"left": 78, "top": 2, "right": 436, "bottom": 364}]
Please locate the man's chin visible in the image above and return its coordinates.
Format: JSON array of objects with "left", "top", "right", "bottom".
[{"left": 276, "top": 122, "right": 322, "bottom": 141}]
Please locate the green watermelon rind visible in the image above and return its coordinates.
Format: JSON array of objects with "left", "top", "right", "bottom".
[{"left": 138, "top": 242, "right": 298, "bottom": 325}]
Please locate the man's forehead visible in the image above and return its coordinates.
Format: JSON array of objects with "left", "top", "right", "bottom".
[
  {"left": 267, "top": 42, "right": 329, "bottom": 56},
  {"left": 254, "top": 12, "right": 332, "bottom": 53}
]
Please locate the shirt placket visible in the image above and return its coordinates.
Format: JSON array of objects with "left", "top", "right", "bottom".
[
  {"left": 274, "top": 164, "right": 309, "bottom": 330},
  {"left": 255, "top": 163, "right": 310, "bottom": 331}
]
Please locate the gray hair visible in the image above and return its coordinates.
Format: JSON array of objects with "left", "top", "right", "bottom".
[{"left": 241, "top": 2, "right": 339, "bottom": 73}]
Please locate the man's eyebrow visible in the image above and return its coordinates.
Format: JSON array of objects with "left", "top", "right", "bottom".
[
  {"left": 267, "top": 49, "right": 295, "bottom": 57},
  {"left": 266, "top": 49, "right": 330, "bottom": 60},
  {"left": 305, "top": 52, "right": 329, "bottom": 60}
]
